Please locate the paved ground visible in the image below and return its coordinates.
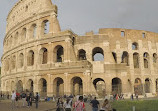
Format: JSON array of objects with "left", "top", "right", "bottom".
[{"left": 0, "top": 100, "right": 92, "bottom": 111}]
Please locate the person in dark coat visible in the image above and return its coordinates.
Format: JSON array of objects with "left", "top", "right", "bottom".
[{"left": 35, "top": 92, "right": 39, "bottom": 109}]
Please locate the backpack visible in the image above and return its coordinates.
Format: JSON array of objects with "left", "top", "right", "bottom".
[{"left": 74, "top": 101, "right": 84, "bottom": 111}]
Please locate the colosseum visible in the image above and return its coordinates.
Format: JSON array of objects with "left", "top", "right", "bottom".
[{"left": 1, "top": 0, "right": 158, "bottom": 98}]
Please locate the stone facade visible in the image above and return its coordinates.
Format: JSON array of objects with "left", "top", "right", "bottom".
[{"left": 1, "top": 0, "right": 158, "bottom": 97}]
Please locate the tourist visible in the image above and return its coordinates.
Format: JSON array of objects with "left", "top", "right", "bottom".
[
  {"left": 29, "top": 91, "right": 34, "bottom": 106},
  {"left": 35, "top": 92, "right": 39, "bottom": 109},
  {"left": 131, "top": 94, "right": 134, "bottom": 100},
  {"left": 73, "top": 96, "right": 86, "bottom": 111},
  {"left": 26, "top": 94, "right": 31, "bottom": 107},
  {"left": 7, "top": 94, "right": 10, "bottom": 99},
  {"left": 11, "top": 90, "right": 16, "bottom": 109},
  {"left": 100, "top": 99, "right": 112, "bottom": 111},
  {"left": 64, "top": 98, "right": 72, "bottom": 111},
  {"left": 135, "top": 93, "right": 138, "bottom": 100},
  {"left": 16, "top": 91, "right": 20, "bottom": 107},
  {"left": 56, "top": 97, "right": 64, "bottom": 111},
  {"left": 53, "top": 95, "right": 56, "bottom": 102},
  {"left": 90, "top": 97, "right": 100, "bottom": 111},
  {"left": 21, "top": 91, "right": 26, "bottom": 107}
]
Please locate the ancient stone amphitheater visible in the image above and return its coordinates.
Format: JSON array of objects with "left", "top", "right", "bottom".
[{"left": 1, "top": 0, "right": 158, "bottom": 97}]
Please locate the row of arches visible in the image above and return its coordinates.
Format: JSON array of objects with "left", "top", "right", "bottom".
[
  {"left": 8, "top": 77, "right": 157, "bottom": 97},
  {"left": 4, "top": 46, "right": 158, "bottom": 71},
  {"left": 4, "top": 45, "right": 64, "bottom": 71},
  {"left": 78, "top": 48, "right": 157, "bottom": 68},
  {"left": 5, "top": 19, "right": 50, "bottom": 49}
]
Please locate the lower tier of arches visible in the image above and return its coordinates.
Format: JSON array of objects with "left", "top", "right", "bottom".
[{"left": 2, "top": 73, "right": 158, "bottom": 97}]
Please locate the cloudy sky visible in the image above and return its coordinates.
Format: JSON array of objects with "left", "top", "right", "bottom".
[{"left": 0, "top": 0, "right": 158, "bottom": 66}]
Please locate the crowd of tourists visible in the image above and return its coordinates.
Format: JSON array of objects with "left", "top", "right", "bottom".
[
  {"left": 7, "top": 90, "right": 118, "bottom": 111},
  {"left": 55, "top": 95, "right": 116, "bottom": 111},
  {"left": 11, "top": 90, "right": 39, "bottom": 109}
]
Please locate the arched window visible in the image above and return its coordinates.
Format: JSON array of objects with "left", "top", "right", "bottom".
[
  {"left": 43, "top": 20, "right": 49, "bottom": 34},
  {"left": 53, "top": 45, "right": 64, "bottom": 62},
  {"left": 132, "top": 42, "right": 138, "bottom": 50},
  {"left": 22, "top": 28, "right": 27, "bottom": 40},
  {"left": 11, "top": 56, "right": 16, "bottom": 70},
  {"left": 153, "top": 53, "right": 157, "bottom": 63},
  {"left": 92, "top": 47, "right": 104, "bottom": 61},
  {"left": 31, "top": 24, "right": 37, "bottom": 38},
  {"left": 78, "top": 49, "right": 86, "bottom": 60},
  {"left": 134, "top": 78, "right": 143, "bottom": 95},
  {"left": 112, "top": 78, "right": 122, "bottom": 94},
  {"left": 19, "top": 53, "right": 24, "bottom": 68},
  {"left": 145, "top": 78, "right": 150, "bottom": 93},
  {"left": 28, "top": 50, "right": 34, "bottom": 66},
  {"left": 143, "top": 52, "right": 149, "bottom": 68},
  {"left": 40, "top": 48, "right": 48, "bottom": 64},
  {"left": 133, "top": 53, "right": 139, "bottom": 68},
  {"left": 121, "top": 51, "right": 129, "bottom": 65},
  {"left": 39, "top": 78, "right": 47, "bottom": 97},
  {"left": 15, "top": 32, "right": 19, "bottom": 44}
]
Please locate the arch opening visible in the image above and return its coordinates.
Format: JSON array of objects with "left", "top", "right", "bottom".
[
  {"left": 71, "top": 77, "right": 83, "bottom": 95},
  {"left": 92, "top": 47, "right": 104, "bottom": 61},
  {"left": 112, "top": 78, "right": 122, "bottom": 94},
  {"left": 93, "top": 78, "right": 105, "bottom": 97}
]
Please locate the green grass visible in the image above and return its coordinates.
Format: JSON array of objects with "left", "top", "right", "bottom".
[{"left": 111, "top": 100, "right": 158, "bottom": 111}]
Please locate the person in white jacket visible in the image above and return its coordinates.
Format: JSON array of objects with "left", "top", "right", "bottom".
[
  {"left": 11, "top": 90, "right": 16, "bottom": 109},
  {"left": 64, "top": 98, "right": 72, "bottom": 111}
]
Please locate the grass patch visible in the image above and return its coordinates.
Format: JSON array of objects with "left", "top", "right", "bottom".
[{"left": 111, "top": 99, "right": 158, "bottom": 111}]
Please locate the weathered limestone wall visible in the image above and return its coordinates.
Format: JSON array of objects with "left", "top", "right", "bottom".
[{"left": 1, "top": 0, "right": 158, "bottom": 97}]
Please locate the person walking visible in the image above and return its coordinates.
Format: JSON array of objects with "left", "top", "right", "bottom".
[
  {"left": 100, "top": 99, "right": 112, "bottom": 111},
  {"left": 90, "top": 97, "right": 100, "bottom": 111},
  {"left": 35, "top": 92, "right": 39, "bottom": 109},
  {"left": 73, "top": 96, "right": 86, "bottom": 111},
  {"left": 11, "top": 91, "right": 16, "bottom": 109},
  {"left": 26, "top": 94, "right": 31, "bottom": 108},
  {"left": 64, "top": 98, "right": 72, "bottom": 111},
  {"left": 29, "top": 91, "right": 33, "bottom": 106},
  {"left": 21, "top": 91, "right": 26, "bottom": 107},
  {"left": 56, "top": 97, "right": 64, "bottom": 111}
]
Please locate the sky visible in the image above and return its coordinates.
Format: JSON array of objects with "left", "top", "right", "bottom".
[{"left": 0, "top": 0, "right": 158, "bottom": 66}]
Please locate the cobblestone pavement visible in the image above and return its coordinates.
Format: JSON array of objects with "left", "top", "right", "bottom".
[{"left": 0, "top": 100, "right": 92, "bottom": 111}]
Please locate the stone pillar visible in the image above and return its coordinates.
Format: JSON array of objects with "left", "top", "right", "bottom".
[
  {"left": 131, "top": 81, "right": 135, "bottom": 94},
  {"left": 64, "top": 73, "right": 71, "bottom": 95},
  {"left": 151, "top": 78, "right": 156, "bottom": 94},
  {"left": 33, "top": 76, "right": 39, "bottom": 95},
  {"left": 64, "top": 38, "right": 72, "bottom": 62},
  {"left": 116, "top": 41, "right": 121, "bottom": 63},
  {"left": 106, "top": 82, "right": 112, "bottom": 95},
  {"left": 103, "top": 42, "right": 114, "bottom": 63},
  {"left": 83, "top": 70, "right": 91, "bottom": 95},
  {"left": 47, "top": 74, "right": 53, "bottom": 97},
  {"left": 50, "top": 12, "right": 61, "bottom": 33},
  {"left": 37, "top": 20, "right": 43, "bottom": 39},
  {"left": 47, "top": 42, "right": 52, "bottom": 64}
]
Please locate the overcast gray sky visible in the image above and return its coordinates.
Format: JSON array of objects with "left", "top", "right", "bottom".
[{"left": 0, "top": 0, "right": 158, "bottom": 66}]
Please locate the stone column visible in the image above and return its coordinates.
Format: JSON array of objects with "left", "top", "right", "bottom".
[
  {"left": 106, "top": 82, "right": 112, "bottom": 95},
  {"left": 33, "top": 76, "right": 39, "bottom": 95},
  {"left": 64, "top": 73, "right": 71, "bottom": 95},
  {"left": 151, "top": 78, "right": 156, "bottom": 94},
  {"left": 64, "top": 38, "right": 72, "bottom": 62},
  {"left": 83, "top": 70, "right": 91, "bottom": 95},
  {"left": 47, "top": 74, "right": 53, "bottom": 97},
  {"left": 36, "top": 20, "right": 43, "bottom": 39}
]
